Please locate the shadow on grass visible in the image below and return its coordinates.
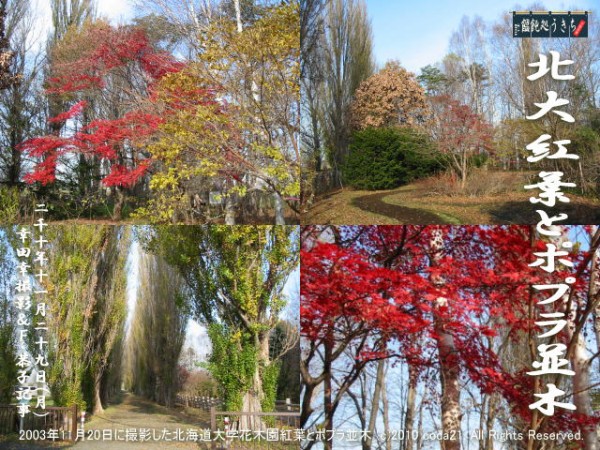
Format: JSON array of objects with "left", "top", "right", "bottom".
[{"left": 489, "top": 201, "right": 600, "bottom": 224}]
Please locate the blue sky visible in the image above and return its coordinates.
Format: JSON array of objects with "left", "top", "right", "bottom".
[{"left": 367, "top": 1, "right": 597, "bottom": 73}]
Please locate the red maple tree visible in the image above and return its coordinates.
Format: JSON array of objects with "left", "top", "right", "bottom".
[
  {"left": 429, "top": 95, "right": 492, "bottom": 189},
  {"left": 19, "top": 22, "right": 183, "bottom": 187},
  {"left": 301, "top": 225, "right": 600, "bottom": 450}
]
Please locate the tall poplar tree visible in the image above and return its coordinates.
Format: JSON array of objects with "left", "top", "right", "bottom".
[
  {"left": 143, "top": 225, "right": 298, "bottom": 426},
  {"left": 124, "top": 250, "right": 188, "bottom": 407},
  {"left": 45, "top": 225, "right": 127, "bottom": 414},
  {"left": 321, "top": 0, "right": 374, "bottom": 179},
  {"left": 0, "top": 0, "right": 19, "bottom": 90}
]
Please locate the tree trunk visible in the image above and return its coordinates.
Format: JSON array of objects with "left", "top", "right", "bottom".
[
  {"left": 8, "top": 96, "right": 22, "bottom": 185},
  {"left": 381, "top": 364, "right": 391, "bottom": 450},
  {"left": 416, "top": 397, "right": 424, "bottom": 450},
  {"left": 364, "top": 359, "right": 385, "bottom": 450},
  {"left": 404, "top": 363, "right": 418, "bottom": 450},
  {"left": 323, "top": 338, "right": 333, "bottom": 450},
  {"left": 233, "top": 0, "right": 243, "bottom": 33},
  {"left": 591, "top": 230, "right": 600, "bottom": 378},
  {"left": 460, "top": 156, "right": 467, "bottom": 190},
  {"left": 92, "top": 372, "right": 104, "bottom": 415},
  {"left": 225, "top": 194, "right": 236, "bottom": 225},
  {"left": 112, "top": 186, "right": 124, "bottom": 221},
  {"left": 430, "top": 229, "right": 461, "bottom": 450},
  {"left": 434, "top": 320, "right": 461, "bottom": 450},
  {"left": 566, "top": 297, "right": 596, "bottom": 450},
  {"left": 478, "top": 394, "right": 486, "bottom": 450},
  {"left": 274, "top": 192, "right": 285, "bottom": 225},
  {"left": 569, "top": 329, "right": 596, "bottom": 450},
  {"left": 347, "top": 373, "right": 367, "bottom": 432},
  {"left": 595, "top": 299, "right": 600, "bottom": 376},
  {"left": 555, "top": 228, "right": 597, "bottom": 450},
  {"left": 300, "top": 377, "right": 316, "bottom": 428},
  {"left": 241, "top": 373, "right": 264, "bottom": 430},
  {"left": 240, "top": 331, "right": 271, "bottom": 430},
  {"left": 484, "top": 394, "right": 497, "bottom": 450}
]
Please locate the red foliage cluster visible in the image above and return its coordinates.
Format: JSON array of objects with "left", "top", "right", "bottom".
[
  {"left": 47, "top": 100, "right": 88, "bottom": 124},
  {"left": 429, "top": 95, "right": 493, "bottom": 155},
  {"left": 19, "top": 136, "right": 71, "bottom": 158},
  {"left": 23, "top": 154, "right": 58, "bottom": 185},
  {"left": 139, "top": 51, "right": 185, "bottom": 79},
  {"left": 45, "top": 25, "right": 182, "bottom": 95},
  {"left": 19, "top": 136, "right": 72, "bottom": 185},
  {"left": 77, "top": 112, "right": 164, "bottom": 156},
  {"left": 102, "top": 162, "right": 152, "bottom": 188},
  {"left": 20, "top": 23, "right": 187, "bottom": 187},
  {"left": 301, "top": 242, "right": 430, "bottom": 344},
  {"left": 21, "top": 22, "right": 230, "bottom": 188}
]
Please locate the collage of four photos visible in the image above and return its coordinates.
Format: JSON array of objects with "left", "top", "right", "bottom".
[{"left": 0, "top": 0, "right": 599, "bottom": 449}]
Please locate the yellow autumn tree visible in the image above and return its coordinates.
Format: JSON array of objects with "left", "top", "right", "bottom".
[
  {"left": 135, "top": 68, "right": 234, "bottom": 223},
  {"left": 200, "top": 2, "right": 300, "bottom": 196},
  {"left": 136, "top": 2, "right": 300, "bottom": 223}
]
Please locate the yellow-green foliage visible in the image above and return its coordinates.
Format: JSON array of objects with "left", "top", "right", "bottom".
[
  {"left": 0, "top": 236, "right": 17, "bottom": 403},
  {"left": 123, "top": 251, "right": 188, "bottom": 406},
  {"left": 142, "top": 225, "right": 298, "bottom": 411},
  {"left": 0, "top": 187, "right": 24, "bottom": 223},
  {"left": 45, "top": 226, "right": 128, "bottom": 410},
  {"left": 0, "top": 186, "right": 37, "bottom": 225},
  {"left": 148, "top": 70, "right": 228, "bottom": 185},
  {"left": 200, "top": 226, "right": 296, "bottom": 324},
  {"left": 201, "top": 2, "right": 300, "bottom": 197},
  {"left": 136, "top": 3, "right": 299, "bottom": 222},
  {"left": 207, "top": 324, "right": 258, "bottom": 411}
]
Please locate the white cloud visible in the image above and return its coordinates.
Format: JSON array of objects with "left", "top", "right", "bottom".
[
  {"left": 30, "top": 0, "right": 52, "bottom": 49},
  {"left": 96, "top": 0, "right": 134, "bottom": 23},
  {"left": 31, "top": 0, "right": 134, "bottom": 42},
  {"left": 184, "top": 319, "right": 211, "bottom": 362}
]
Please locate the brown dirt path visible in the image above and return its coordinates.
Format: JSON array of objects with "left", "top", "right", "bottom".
[
  {"left": 352, "top": 191, "right": 449, "bottom": 224},
  {"left": 303, "top": 174, "right": 600, "bottom": 225},
  {"left": 72, "top": 393, "right": 211, "bottom": 449}
]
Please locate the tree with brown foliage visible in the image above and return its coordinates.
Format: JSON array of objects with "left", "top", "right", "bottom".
[
  {"left": 350, "top": 61, "right": 428, "bottom": 131},
  {"left": 45, "top": 226, "right": 128, "bottom": 414},
  {"left": 0, "top": 0, "right": 19, "bottom": 90}
]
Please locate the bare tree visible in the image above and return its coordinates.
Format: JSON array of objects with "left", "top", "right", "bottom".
[
  {"left": 429, "top": 228, "right": 461, "bottom": 450},
  {"left": 320, "top": 0, "right": 374, "bottom": 184},
  {"left": 51, "top": 0, "right": 96, "bottom": 41},
  {"left": 0, "top": 0, "right": 45, "bottom": 185}
]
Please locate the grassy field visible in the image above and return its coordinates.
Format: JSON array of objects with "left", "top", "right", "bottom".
[{"left": 302, "top": 170, "right": 600, "bottom": 225}]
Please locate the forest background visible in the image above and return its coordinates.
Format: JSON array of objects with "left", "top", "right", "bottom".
[
  {"left": 0, "top": 0, "right": 299, "bottom": 225},
  {"left": 301, "top": 0, "right": 600, "bottom": 225}
]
